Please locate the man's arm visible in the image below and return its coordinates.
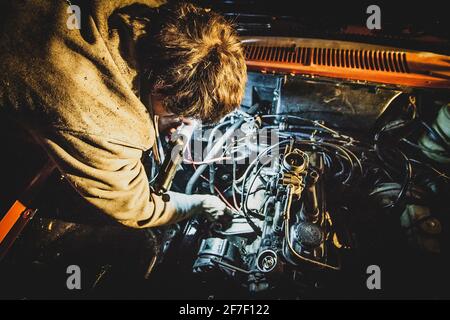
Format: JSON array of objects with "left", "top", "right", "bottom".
[{"left": 36, "top": 129, "right": 188, "bottom": 228}]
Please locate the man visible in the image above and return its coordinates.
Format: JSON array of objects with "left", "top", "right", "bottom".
[{"left": 0, "top": 1, "right": 247, "bottom": 228}]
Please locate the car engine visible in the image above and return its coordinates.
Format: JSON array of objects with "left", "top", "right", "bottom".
[{"left": 151, "top": 71, "right": 450, "bottom": 299}]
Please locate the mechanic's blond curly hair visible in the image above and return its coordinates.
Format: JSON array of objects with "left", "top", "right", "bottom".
[{"left": 140, "top": 2, "right": 247, "bottom": 123}]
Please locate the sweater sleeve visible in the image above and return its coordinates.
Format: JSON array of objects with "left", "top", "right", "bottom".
[{"left": 37, "top": 129, "right": 186, "bottom": 228}]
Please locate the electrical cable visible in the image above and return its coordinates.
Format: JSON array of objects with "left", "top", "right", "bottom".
[{"left": 186, "top": 104, "right": 260, "bottom": 194}]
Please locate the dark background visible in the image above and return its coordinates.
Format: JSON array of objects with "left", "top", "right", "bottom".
[{"left": 194, "top": 0, "right": 450, "bottom": 54}]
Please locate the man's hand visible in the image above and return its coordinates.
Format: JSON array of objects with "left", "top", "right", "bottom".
[
  {"left": 199, "top": 195, "right": 233, "bottom": 224},
  {"left": 167, "top": 191, "right": 233, "bottom": 224}
]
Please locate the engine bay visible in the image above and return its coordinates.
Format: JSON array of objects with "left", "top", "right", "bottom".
[
  {"left": 149, "top": 72, "right": 450, "bottom": 299},
  {"left": 1, "top": 69, "right": 449, "bottom": 301},
  {"left": 1, "top": 0, "right": 450, "bottom": 303}
]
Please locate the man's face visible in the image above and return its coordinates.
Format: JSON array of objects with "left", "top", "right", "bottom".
[
  {"left": 150, "top": 94, "right": 191, "bottom": 134},
  {"left": 151, "top": 94, "right": 174, "bottom": 118}
]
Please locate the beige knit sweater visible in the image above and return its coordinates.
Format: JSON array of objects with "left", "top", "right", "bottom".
[{"left": 0, "top": 0, "right": 181, "bottom": 228}]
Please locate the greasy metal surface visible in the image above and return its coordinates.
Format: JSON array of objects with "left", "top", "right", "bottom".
[
  {"left": 0, "top": 217, "right": 159, "bottom": 298},
  {"left": 243, "top": 72, "right": 402, "bottom": 130},
  {"left": 278, "top": 76, "right": 402, "bottom": 130}
]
